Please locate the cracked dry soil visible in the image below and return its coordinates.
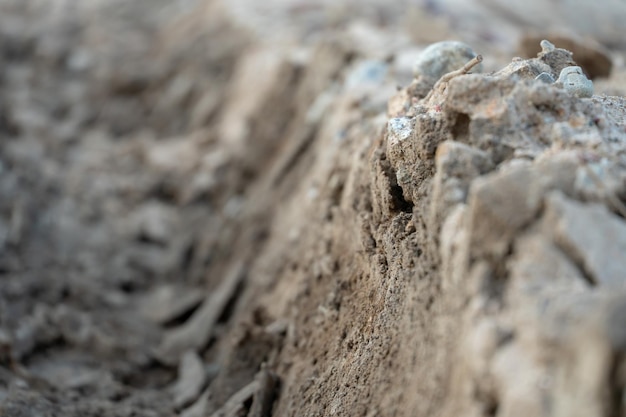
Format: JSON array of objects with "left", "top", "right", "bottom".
[{"left": 1, "top": 1, "right": 626, "bottom": 417}]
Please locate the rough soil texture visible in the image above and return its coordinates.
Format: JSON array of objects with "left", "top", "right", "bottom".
[{"left": 1, "top": 1, "right": 626, "bottom": 417}]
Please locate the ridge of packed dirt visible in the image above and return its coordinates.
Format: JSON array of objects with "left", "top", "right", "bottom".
[{"left": 1, "top": 1, "right": 626, "bottom": 416}]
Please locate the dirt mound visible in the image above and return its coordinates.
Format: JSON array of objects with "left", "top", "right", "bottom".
[{"left": 1, "top": 1, "right": 626, "bottom": 416}]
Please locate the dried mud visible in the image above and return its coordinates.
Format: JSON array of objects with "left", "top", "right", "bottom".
[{"left": 1, "top": 1, "right": 626, "bottom": 417}]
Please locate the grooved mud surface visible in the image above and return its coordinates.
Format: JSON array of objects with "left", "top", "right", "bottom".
[{"left": 1, "top": 1, "right": 626, "bottom": 416}]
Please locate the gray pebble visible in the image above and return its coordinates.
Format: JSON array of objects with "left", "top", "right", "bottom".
[
  {"left": 413, "top": 41, "right": 482, "bottom": 80},
  {"left": 556, "top": 66, "right": 594, "bottom": 98}
]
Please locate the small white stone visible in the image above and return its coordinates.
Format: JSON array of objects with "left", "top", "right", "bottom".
[
  {"left": 387, "top": 117, "right": 413, "bottom": 146},
  {"left": 556, "top": 66, "right": 593, "bottom": 98}
]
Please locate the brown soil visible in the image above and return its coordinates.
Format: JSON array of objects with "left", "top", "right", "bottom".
[{"left": 1, "top": 1, "right": 626, "bottom": 417}]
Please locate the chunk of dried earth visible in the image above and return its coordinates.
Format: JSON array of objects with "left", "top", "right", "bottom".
[{"left": 2, "top": 1, "right": 626, "bottom": 417}]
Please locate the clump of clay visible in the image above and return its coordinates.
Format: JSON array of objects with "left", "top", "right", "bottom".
[
  {"left": 519, "top": 34, "right": 612, "bottom": 79},
  {"left": 413, "top": 41, "right": 482, "bottom": 81},
  {"left": 504, "top": 41, "right": 594, "bottom": 98},
  {"left": 556, "top": 66, "right": 594, "bottom": 98},
  {"left": 492, "top": 39, "right": 576, "bottom": 82},
  {"left": 536, "top": 39, "right": 576, "bottom": 76}
]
